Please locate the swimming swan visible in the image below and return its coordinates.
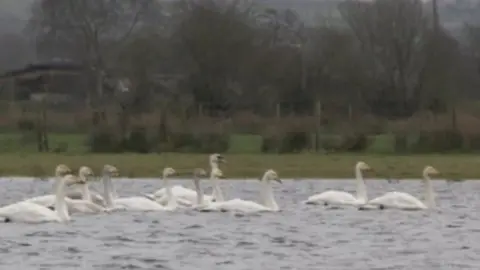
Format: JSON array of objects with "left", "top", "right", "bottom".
[
  {"left": 107, "top": 166, "right": 179, "bottom": 211},
  {"left": 0, "top": 174, "right": 82, "bottom": 223},
  {"left": 196, "top": 169, "right": 282, "bottom": 213},
  {"left": 367, "top": 166, "right": 439, "bottom": 210},
  {"left": 303, "top": 161, "right": 372, "bottom": 206},
  {"left": 144, "top": 153, "right": 226, "bottom": 205},
  {"left": 30, "top": 166, "right": 108, "bottom": 214},
  {"left": 65, "top": 168, "right": 106, "bottom": 207},
  {"left": 23, "top": 164, "right": 72, "bottom": 205}
]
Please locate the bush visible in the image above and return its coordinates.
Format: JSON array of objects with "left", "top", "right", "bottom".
[
  {"left": 340, "top": 133, "right": 371, "bottom": 152},
  {"left": 17, "top": 119, "right": 35, "bottom": 131},
  {"left": 280, "top": 131, "right": 309, "bottom": 153},
  {"left": 412, "top": 129, "right": 463, "bottom": 153},
  {"left": 261, "top": 135, "right": 281, "bottom": 153},
  {"left": 87, "top": 130, "right": 122, "bottom": 153},
  {"left": 124, "top": 127, "right": 150, "bottom": 153},
  {"left": 261, "top": 131, "right": 310, "bottom": 153},
  {"left": 169, "top": 132, "right": 229, "bottom": 153},
  {"left": 464, "top": 134, "right": 480, "bottom": 151},
  {"left": 318, "top": 135, "right": 343, "bottom": 153}
]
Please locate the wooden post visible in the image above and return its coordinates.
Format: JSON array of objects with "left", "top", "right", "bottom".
[
  {"left": 348, "top": 103, "right": 353, "bottom": 121},
  {"left": 198, "top": 103, "right": 203, "bottom": 117},
  {"left": 41, "top": 72, "right": 51, "bottom": 152},
  {"left": 8, "top": 77, "right": 16, "bottom": 116},
  {"left": 275, "top": 102, "right": 281, "bottom": 120},
  {"left": 315, "top": 100, "right": 322, "bottom": 152}
]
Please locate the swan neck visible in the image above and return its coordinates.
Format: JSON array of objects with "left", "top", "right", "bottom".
[
  {"left": 262, "top": 179, "right": 278, "bottom": 211},
  {"left": 209, "top": 165, "right": 224, "bottom": 202},
  {"left": 193, "top": 178, "right": 204, "bottom": 206},
  {"left": 355, "top": 167, "right": 367, "bottom": 202},
  {"left": 102, "top": 174, "right": 114, "bottom": 208},
  {"left": 210, "top": 176, "right": 224, "bottom": 202},
  {"left": 423, "top": 173, "right": 435, "bottom": 208},
  {"left": 79, "top": 178, "right": 92, "bottom": 201},
  {"left": 54, "top": 177, "right": 69, "bottom": 222},
  {"left": 164, "top": 175, "right": 177, "bottom": 209}
]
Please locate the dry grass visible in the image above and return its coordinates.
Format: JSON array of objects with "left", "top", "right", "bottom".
[{"left": 0, "top": 153, "right": 478, "bottom": 179}]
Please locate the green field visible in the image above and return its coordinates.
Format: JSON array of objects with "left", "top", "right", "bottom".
[
  {"left": 0, "top": 152, "right": 477, "bottom": 179},
  {"left": 0, "top": 132, "right": 477, "bottom": 179}
]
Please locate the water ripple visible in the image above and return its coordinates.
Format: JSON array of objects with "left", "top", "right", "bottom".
[{"left": 0, "top": 178, "right": 478, "bottom": 269}]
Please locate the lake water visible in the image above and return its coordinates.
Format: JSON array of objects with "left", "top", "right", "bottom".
[{"left": 0, "top": 177, "right": 478, "bottom": 270}]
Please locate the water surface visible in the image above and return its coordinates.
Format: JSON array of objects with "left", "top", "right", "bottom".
[{"left": 0, "top": 178, "right": 478, "bottom": 270}]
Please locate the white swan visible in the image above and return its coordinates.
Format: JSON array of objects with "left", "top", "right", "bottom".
[
  {"left": 367, "top": 166, "right": 439, "bottom": 210},
  {"left": 27, "top": 166, "right": 108, "bottom": 214},
  {"left": 24, "top": 164, "right": 72, "bottom": 205},
  {"left": 98, "top": 164, "right": 126, "bottom": 212},
  {"left": 303, "top": 161, "right": 372, "bottom": 206},
  {"left": 144, "top": 153, "right": 226, "bottom": 205},
  {"left": 65, "top": 168, "right": 107, "bottom": 207},
  {"left": 196, "top": 169, "right": 282, "bottom": 213},
  {"left": 0, "top": 174, "right": 82, "bottom": 223},
  {"left": 105, "top": 165, "right": 178, "bottom": 211},
  {"left": 191, "top": 168, "right": 209, "bottom": 208}
]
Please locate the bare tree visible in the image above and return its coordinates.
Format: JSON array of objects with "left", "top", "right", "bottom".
[
  {"left": 27, "top": 0, "right": 161, "bottom": 103},
  {"left": 339, "top": 0, "right": 430, "bottom": 119},
  {"left": 173, "top": 0, "right": 257, "bottom": 115}
]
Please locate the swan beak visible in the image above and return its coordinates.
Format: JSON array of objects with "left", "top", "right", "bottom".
[
  {"left": 275, "top": 178, "right": 282, "bottom": 184},
  {"left": 219, "top": 155, "right": 227, "bottom": 163}
]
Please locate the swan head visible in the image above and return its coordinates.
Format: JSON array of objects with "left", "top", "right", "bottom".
[
  {"left": 78, "top": 166, "right": 94, "bottom": 180},
  {"left": 262, "top": 169, "right": 282, "bottom": 183},
  {"left": 103, "top": 164, "right": 119, "bottom": 177},
  {"left": 423, "top": 166, "right": 439, "bottom": 176},
  {"left": 194, "top": 168, "right": 207, "bottom": 177},
  {"left": 356, "top": 161, "right": 372, "bottom": 172},
  {"left": 55, "top": 164, "right": 72, "bottom": 177},
  {"left": 211, "top": 167, "right": 225, "bottom": 179},
  {"left": 209, "top": 153, "right": 226, "bottom": 165},
  {"left": 163, "top": 167, "right": 176, "bottom": 177}
]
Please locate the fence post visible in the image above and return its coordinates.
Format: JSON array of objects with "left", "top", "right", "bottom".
[
  {"left": 275, "top": 102, "right": 281, "bottom": 121},
  {"left": 315, "top": 100, "right": 322, "bottom": 152}
]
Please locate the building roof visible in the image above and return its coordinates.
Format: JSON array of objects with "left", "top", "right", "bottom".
[{"left": 0, "top": 61, "right": 83, "bottom": 81}]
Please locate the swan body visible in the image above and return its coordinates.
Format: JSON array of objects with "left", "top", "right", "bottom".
[
  {"left": 197, "top": 169, "right": 282, "bottom": 213},
  {"left": 304, "top": 161, "right": 372, "bottom": 206},
  {"left": 0, "top": 172, "right": 81, "bottom": 223},
  {"left": 367, "top": 191, "right": 427, "bottom": 210},
  {"left": 113, "top": 196, "right": 171, "bottom": 211},
  {"left": 203, "top": 198, "right": 272, "bottom": 212},
  {"left": 305, "top": 191, "right": 365, "bottom": 206},
  {"left": 145, "top": 186, "right": 213, "bottom": 207},
  {"left": 145, "top": 153, "right": 226, "bottom": 206},
  {"left": 104, "top": 165, "right": 178, "bottom": 211},
  {"left": 34, "top": 166, "right": 109, "bottom": 214},
  {"left": 367, "top": 166, "right": 439, "bottom": 210},
  {"left": 25, "top": 195, "right": 107, "bottom": 214},
  {"left": 65, "top": 189, "right": 106, "bottom": 207},
  {"left": 0, "top": 201, "right": 64, "bottom": 223}
]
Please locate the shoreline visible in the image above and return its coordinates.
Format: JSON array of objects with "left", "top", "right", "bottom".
[{"left": 0, "top": 153, "right": 476, "bottom": 179}]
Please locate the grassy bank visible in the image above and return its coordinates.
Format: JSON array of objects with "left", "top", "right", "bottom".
[{"left": 0, "top": 153, "right": 477, "bottom": 179}]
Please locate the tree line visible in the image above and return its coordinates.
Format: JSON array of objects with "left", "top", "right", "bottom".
[{"left": 3, "top": 0, "right": 480, "bottom": 154}]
